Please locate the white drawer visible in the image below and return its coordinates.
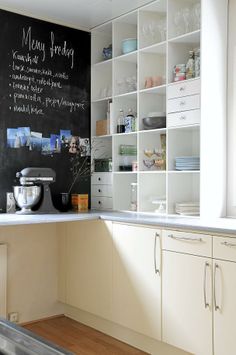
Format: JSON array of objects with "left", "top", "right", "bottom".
[
  {"left": 91, "top": 173, "right": 112, "bottom": 185},
  {"left": 213, "top": 236, "right": 236, "bottom": 262},
  {"left": 162, "top": 230, "right": 212, "bottom": 257},
  {"left": 91, "top": 197, "right": 113, "bottom": 210},
  {"left": 167, "top": 79, "right": 200, "bottom": 99},
  {"left": 167, "top": 95, "right": 200, "bottom": 114},
  {"left": 167, "top": 109, "right": 200, "bottom": 128},
  {"left": 91, "top": 184, "right": 113, "bottom": 197}
]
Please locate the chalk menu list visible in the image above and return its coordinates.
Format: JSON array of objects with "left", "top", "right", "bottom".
[{"left": 0, "top": 9, "right": 91, "bottom": 211}]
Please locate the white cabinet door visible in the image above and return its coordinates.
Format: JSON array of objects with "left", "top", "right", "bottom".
[
  {"left": 162, "top": 251, "right": 212, "bottom": 355},
  {"left": 66, "top": 221, "right": 113, "bottom": 320},
  {"left": 112, "top": 223, "right": 161, "bottom": 340},
  {"left": 214, "top": 260, "right": 236, "bottom": 355}
]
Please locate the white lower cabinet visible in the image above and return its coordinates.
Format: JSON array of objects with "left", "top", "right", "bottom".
[
  {"left": 213, "top": 236, "right": 236, "bottom": 355},
  {"left": 65, "top": 221, "right": 113, "bottom": 320},
  {"left": 112, "top": 223, "right": 162, "bottom": 340},
  {"left": 213, "top": 260, "right": 236, "bottom": 355},
  {"left": 162, "top": 251, "right": 213, "bottom": 355}
]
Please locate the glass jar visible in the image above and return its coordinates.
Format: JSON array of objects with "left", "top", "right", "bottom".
[{"left": 130, "top": 183, "right": 137, "bottom": 211}]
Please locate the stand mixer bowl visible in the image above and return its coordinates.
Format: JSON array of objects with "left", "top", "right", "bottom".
[{"left": 13, "top": 186, "right": 41, "bottom": 214}]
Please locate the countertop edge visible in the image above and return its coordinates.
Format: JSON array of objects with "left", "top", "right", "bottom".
[{"left": 0, "top": 211, "right": 236, "bottom": 236}]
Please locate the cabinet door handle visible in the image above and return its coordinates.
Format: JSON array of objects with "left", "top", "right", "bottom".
[
  {"left": 214, "top": 263, "right": 220, "bottom": 312},
  {"left": 221, "top": 241, "right": 236, "bottom": 248},
  {"left": 154, "top": 233, "right": 161, "bottom": 275},
  {"left": 203, "top": 262, "right": 210, "bottom": 309},
  {"left": 168, "top": 234, "right": 203, "bottom": 242}
]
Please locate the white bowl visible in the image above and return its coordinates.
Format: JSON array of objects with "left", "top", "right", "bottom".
[{"left": 148, "top": 112, "right": 166, "bottom": 118}]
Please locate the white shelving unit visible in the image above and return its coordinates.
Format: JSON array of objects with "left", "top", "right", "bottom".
[{"left": 91, "top": 0, "right": 227, "bottom": 218}]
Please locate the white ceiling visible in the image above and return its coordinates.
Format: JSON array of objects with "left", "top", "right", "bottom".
[{"left": 0, "top": 0, "right": 154, "bottom": 30}]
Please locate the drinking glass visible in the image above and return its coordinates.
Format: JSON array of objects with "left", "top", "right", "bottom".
[
  {"left": 174, "top": 10, "right": 182, "bottom": 36},
  {"left": 182, "top": 7, "right": 191, "bottom": 34},
  {"left": 192, "top": 3, "right": 201, "bottom": 30},
  {"left": 148, "top": 21, "right": 157, "bottom": 42},
  {"left": 142, "top": 23, "right": 149, "bottom": 38},
  {"left": 158, "top": 18, "right": 167, "bottom": 42},
  {"left": 116, "top": 78, "right": 125, "bottom": 94}
]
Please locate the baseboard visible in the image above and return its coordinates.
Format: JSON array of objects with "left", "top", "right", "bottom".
[
  {"left": 64, "top": 305, "right": 191, "bottom": 355},
  {"left": 20, "top": 314, "right": 65, "bottom": 326}
]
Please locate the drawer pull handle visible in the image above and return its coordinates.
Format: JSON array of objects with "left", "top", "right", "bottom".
[
  {"left": 168, "top": 234, "right": 203, "bottom": 242},
  {"left": 214, "top": 263, "right": 220, "bottom": 312},
  {"left": 221, "top": 241, "right": 236, "bottom": 248},
  {"left": 179, "top": 115, "right": 186, "bottom": 120},
  {"left": 180, "top": 101, "right": 186, "bottom": 106},
  {"left": 204, "top": 262, "right": 210, "bottom": 309},
  {"left": 179, "top": 86, "right": 185, "bottom": 91},
  {"left": 154, "top": 233, "right": 161, "bottom": 275}
]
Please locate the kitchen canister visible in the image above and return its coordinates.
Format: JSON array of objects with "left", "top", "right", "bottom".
[{"left": 122, "top": 38, "right": 137, "bottom": 54}]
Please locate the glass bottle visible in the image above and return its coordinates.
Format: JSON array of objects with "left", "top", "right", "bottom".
[
  {"left": 125, "top": 108, "right": 136, "bottom": 133},
  {"left": 106, "top": 100, "right": 111, "bottom": 134},
  {"left": 130, "top": 183, "right": 138, "bottom": 211},
  {"left": 117, "top": 109, "right": 125, "bottom": 133},
  {"left": 186, "top": 50, "right": 195, "bottom": 80},
  {"left": 194, "top": 48, "right": 200, "bottom": 77}
]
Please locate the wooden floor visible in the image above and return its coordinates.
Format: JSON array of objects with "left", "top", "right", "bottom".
[{"left": 24, "top": 316, "right": 149, "bottom": 355}]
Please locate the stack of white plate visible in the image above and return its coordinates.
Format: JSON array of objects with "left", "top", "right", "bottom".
[
  {"left": 175, "top": 156, "right": 200, "bottom": 171},
  {"left": 175, "top": 202, "right": 200, "bottom": 216}
]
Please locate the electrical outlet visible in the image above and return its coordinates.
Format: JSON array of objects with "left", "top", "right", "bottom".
[{"left": 8, "top": 312, "right": 19, "bottom": 323}]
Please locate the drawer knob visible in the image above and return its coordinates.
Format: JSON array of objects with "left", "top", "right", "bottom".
[
  {"left": 180, "top": 101, "right": 186, "bottom": 106},
  {"left": 98, "top": 201, "right": 101, "bottom": 205},
  {"left": 98, "top": 177, "right": 101, "bottom": 181},
  {"left": 179, "top": 115, "right": 186, "bottom": 120},
  {"left": 98, "top": 189, "right": 101, "bottom": 193},
  {"left": 179, "top": 86, "right": 185, "bottom": 91}
]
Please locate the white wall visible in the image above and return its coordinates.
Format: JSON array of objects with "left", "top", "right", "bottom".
[
  {"left": 0, "top": 223, "right": 64, "bottom": 323},
  {"left": 227, "top": 0, "right": 236, "bottom": 216}
]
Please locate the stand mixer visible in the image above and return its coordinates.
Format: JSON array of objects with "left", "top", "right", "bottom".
[{"left": 13, "top": 167, "right": 59, "bottom": 214}]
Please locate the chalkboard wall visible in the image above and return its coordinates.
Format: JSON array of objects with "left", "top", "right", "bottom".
[{"left": 0, "top": 9, "right": 91, "bottom": 211}]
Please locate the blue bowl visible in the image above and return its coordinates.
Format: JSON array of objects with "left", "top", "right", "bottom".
[{"left": 122, "top": 38, "right": 137, "bottom": 54}]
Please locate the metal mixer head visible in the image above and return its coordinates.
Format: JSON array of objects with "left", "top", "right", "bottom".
[{"left": 16, "top": 167, "right": 56, "bottom": 186}]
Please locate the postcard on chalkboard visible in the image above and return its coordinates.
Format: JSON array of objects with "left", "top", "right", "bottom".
[
  {"left": 29, "top": 132, "right": 42, "bottom": 151},
  {"left": 17, "top": 127, "right": 30, "bottom": 147},
  {"left": 69, "top": 136, "right": 79, "bottom": 154},
  {"left": 80, "top": 138, "right": 90, "bottom": 157},
  {"left": 50, "top": 134, "right": 61, "bottom": 153},
  {"left": 7, "top": 128, "right": 18, "bottom": 148},
  {"left": 60, "top": 130, "right": 71, "bottom": 151},
  {"left": 41, "top": 138, "right": 52, "bottom": 155}
]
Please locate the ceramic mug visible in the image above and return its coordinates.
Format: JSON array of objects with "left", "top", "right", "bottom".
[
  {"left": 152, "top": 76, "right": 163, "bottom": 87},
  {"left": 144, "top": 76, "right": 153, "bottom": 89}
]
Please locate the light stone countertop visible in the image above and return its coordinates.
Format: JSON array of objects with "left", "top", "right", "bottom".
[{"left": 0, "top": 211, "right": 236, "bottom": 236}]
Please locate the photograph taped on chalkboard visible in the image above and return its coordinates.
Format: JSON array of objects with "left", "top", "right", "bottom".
[
  {"left": 42, "top": 138, "right": 52, "bottom": 155},
  {"left": 17, "top": 127, "right": 30, "bottom": 147},
  {"left": 7, "top": 128, "right": 18, "bottom": 148},
  {"left": 50, "top": 134, "right": 61, "bottom": 153},
  {"left": 29, "top": 132, "right": 42, "bottom": 151}
]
